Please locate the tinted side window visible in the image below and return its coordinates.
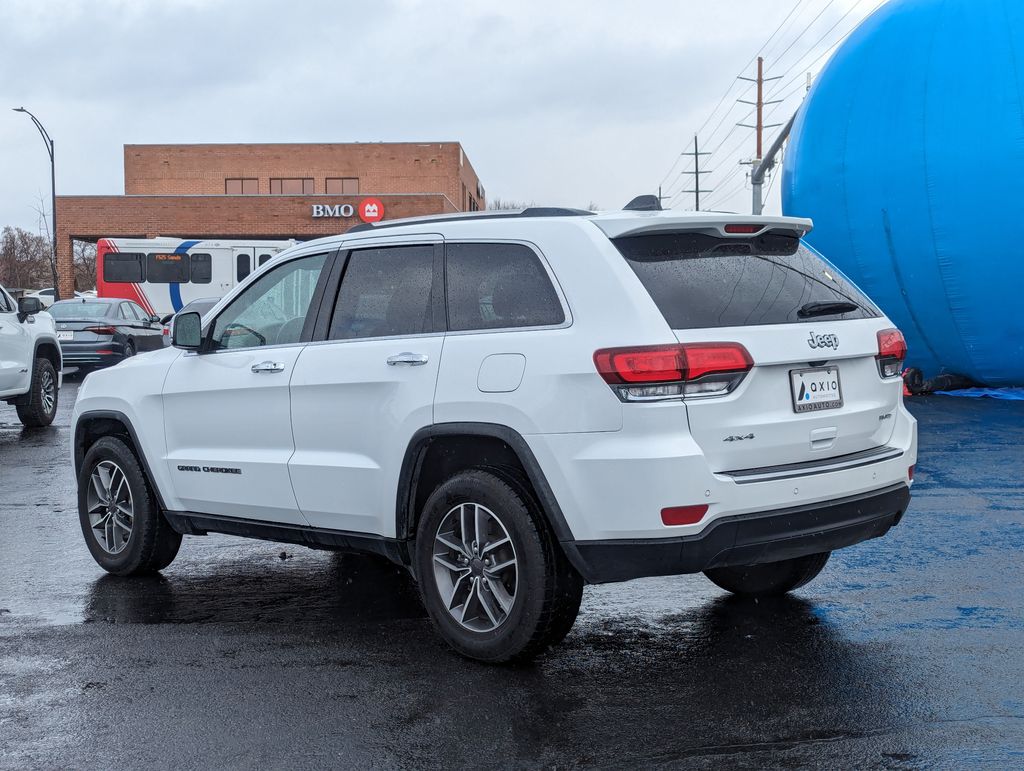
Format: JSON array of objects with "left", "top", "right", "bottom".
[
  {"left": 328, "top": 246, "right": 435, "bottom": 340},
  {"left": 104, "top": 253, "right": 145, "bottom": 283},
  {"left": 446, "top": 243, "right": 564, "bottom": 331},
  {"left": 147, "top": 253, "right": 190, "bottom": 283},
  {"left": 118, "top": 303, "right": 135, "bottom": 320},
  {"left": 191, "top": 253, "right": 212, "bottom": 284},
  {"left": 237, "top": 254, "right": 251, "bottom": 283},
  {"left": 0, "top": 289, "right": 12, "bottom": 312},
  {"left": 130, "top": 302, "right": 149, "bottom": 320}
]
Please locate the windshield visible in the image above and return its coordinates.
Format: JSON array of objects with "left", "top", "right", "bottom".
[
  {"left": 613, "top": 232, "right": 880, "bottom": 329},
  {"left": 49, "top": 302, "right": 113, "bottom": 320}
]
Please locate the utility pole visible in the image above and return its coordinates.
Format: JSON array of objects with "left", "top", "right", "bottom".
[
  {"left": 738, "top": 57, "right": 782, "bottom": 214},
  {"left": 681, "top": 135, "right": 712, "bottom": 211}
]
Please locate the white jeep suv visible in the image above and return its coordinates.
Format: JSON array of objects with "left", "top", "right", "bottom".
[
  {"left": 1, "top": 283, "right": 62, "bottom": 427},
  {"left": 71, "top": 204, "right": 916, "bottom": 662}
]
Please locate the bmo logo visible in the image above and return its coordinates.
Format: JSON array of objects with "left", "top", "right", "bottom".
[
  {"left": 358, "top": 197, "right": 384, "bottom": 223},
  {"left": 310, "top": 198, "right": 386, "bottom": 222}
]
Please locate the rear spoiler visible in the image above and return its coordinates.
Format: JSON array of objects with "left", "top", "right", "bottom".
[{"left": 590, "top": 212, "right": 813, "bottom": 240}]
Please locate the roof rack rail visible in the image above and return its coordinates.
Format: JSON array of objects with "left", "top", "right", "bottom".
[{"left": 346, "top": 207, "right": 593, "bottom": 233}]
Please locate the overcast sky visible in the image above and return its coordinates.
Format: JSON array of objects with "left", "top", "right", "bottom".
[{"left": 0, "top": 0, "right": 884, "bottom": 233}]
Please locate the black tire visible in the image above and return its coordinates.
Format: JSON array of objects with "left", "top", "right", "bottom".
[
  {"left": 77, "top": 436, "right": 182, "bottom": 576},
  {"left": 414, "top": 469, "right": 584, "bottom": 663},
  {"left": 703, "top": 552, "right": 831, "bottom": 598},
  {"left": 124, "top": 340, "right": 136, "bottom": 358},
  {"left": 16, "top": 357, "right": 58, "bottom": 428}
]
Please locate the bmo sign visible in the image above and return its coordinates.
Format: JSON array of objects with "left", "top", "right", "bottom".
[{"left": 312, "top": 197, "right": 385, "bottom": 223}]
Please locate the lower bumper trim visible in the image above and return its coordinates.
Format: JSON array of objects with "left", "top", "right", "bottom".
[{"left": 563, "top": 483, "right": 911, "bottom": 584}]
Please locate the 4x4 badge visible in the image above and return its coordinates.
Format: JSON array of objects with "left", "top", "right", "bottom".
[
  {"left": 724, "top": 434, "right": 755, "bottom": 442},
  {"left": 807, "top": 331, "right": 839, "bottom": 350}
]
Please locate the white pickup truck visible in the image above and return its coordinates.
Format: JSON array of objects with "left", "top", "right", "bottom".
[{"left": 0, "top": 283, "right": 62, "bottom": 427}]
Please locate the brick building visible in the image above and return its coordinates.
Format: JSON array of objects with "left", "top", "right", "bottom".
[{"left": 55, "top": 142, "right": 485, "bottom": 296}]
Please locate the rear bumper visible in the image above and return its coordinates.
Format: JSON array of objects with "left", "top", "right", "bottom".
[
  {"left": 563, "top": 483, "right": 910, "bottom": 584},
  {"left": 59, "top": 341, "right": 126, "bottom": 367}
]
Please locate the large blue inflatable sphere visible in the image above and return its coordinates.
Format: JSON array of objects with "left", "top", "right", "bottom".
[{"left": 782, "top": 0, "right": 1024, "bottom": 386}]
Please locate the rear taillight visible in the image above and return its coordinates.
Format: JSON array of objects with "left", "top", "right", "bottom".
[
  {"left": 84, "top": 325, "right": 117, "bottom": 336},
  {"left": 593, "top": 343, "right": 753, "bottom": 401},
  {"left": 876, "top": 328, "right": 907, "bottom": 379}
]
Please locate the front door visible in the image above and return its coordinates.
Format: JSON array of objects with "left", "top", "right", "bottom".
[
  {"left": 288, "top": 242, "right": 444, "bottom": 535},
  {"left": 161, "top": 251, "right": 332, "bottom": 524}
]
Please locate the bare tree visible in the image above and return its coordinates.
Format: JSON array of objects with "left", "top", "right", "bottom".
[
  {"left": 487, "top": 198, "right": 535, "bottom": 211},
  {"left": 0, "top": 226, "right": 51, "bottom": 289},
  {"left": 32, "top": 193, "right": 60, "bottom": 293},
  {"left": 74, "top": 240, "right": 97, "bottom": 291}
]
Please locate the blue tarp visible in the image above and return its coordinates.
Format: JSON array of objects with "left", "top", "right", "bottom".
[{"left": 935, "top": 389, "right": 1024, "bottom": 401}]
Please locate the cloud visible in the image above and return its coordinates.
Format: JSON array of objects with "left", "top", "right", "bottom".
[{"left": 0, "top": 0, "right": 881, "bottom": 232}]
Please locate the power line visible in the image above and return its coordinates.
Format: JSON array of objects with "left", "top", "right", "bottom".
[
  {"left": 765, "top": 0, "right": 877, "bottom": 97},
  {"left": 767, "top": 0, "right": 840, "bottom": 71},
  {"left": 654, "top": 0, "right": 811, "bottom": 190}
]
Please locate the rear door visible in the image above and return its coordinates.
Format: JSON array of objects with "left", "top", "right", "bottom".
[
  {"left": 288, "top": 239, "right": 444, "bottom": 535},
  {"left": 613, "top": 229, "right": 900, "bottom": 472}
]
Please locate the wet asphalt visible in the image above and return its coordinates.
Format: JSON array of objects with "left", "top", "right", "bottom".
[{"left": 1, "top": 377, "right": 1023, "bottom": 770}]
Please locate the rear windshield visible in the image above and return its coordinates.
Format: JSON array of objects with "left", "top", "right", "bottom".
[
  {"left": 49, "top": 302, "right": 112, "bottom": 320},
  {"left": 613, "top": 232, "right": 879, "bottom": 329}
]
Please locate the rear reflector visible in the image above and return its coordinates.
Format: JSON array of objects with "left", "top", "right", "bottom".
[
  {"left": 594, "top": 343, "right": 752, "bottom": 401},
  {"left": 908, "top": 465, "right": 915, "bottom": 481},
  {"left": 724, "top": 224, "right": 762, "bottom": 234},
  {"left": 661, "top": 505, "right": 709, "bottom": 526}
]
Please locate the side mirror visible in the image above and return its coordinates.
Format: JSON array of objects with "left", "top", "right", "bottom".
[
  {"left": 149, "top": 314, "right": 162, "bottom": 324},
  {"left": 17, "top": 296, "right": 42, "bottom": 321},
  {"left": 172, "top": 311, "right": 203, "bottom": 350}
]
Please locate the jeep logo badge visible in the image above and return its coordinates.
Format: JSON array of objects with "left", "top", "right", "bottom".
[{"left": 807, "top": 331, "right": 839, "bottom": 350}]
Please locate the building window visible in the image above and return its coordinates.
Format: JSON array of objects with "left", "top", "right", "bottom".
[
  {"left": 270, "top": 178, "right": 315, "bottom": 195},
  {"left": 325, "top": 177, "right": 359, "bottom": 195},
  {"left": 226, "top": 178, "right": 258, "bottom": 195}
]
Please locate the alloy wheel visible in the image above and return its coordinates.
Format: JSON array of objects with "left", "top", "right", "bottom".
[
  {"left": 432, "top": 502, "right": 518, "bottom": 632},
  {"left": 86, "top": 460, "right": 134, "bottom": 554},
  {"left": 40, "top": 368, "right": 56, "bottom": 415}
]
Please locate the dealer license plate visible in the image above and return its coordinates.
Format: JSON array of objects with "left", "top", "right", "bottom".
[
  {"left": 57, "top": 330, "right": 74, "bottom": 341},
  {"left": 790, "top": 367, "right": 843, "bottom": 413}
]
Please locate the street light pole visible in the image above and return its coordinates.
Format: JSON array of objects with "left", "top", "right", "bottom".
[{"left": 13, "top": 107, "right": 61, "bottom": 301}]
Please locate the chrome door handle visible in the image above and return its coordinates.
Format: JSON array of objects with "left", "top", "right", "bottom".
[
  {"left": 252, "top": 361, "right": 286, "bottom": 373},
  {"left": 387, "top": 352, "right": 429, "bottom": 366}
]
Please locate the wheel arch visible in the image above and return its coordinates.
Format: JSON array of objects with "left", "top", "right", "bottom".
[
  {"left": 395, "top": 423, "right": 576, "bottom": 551},
  {"left": 74, "top": 409, "right": 168, "bottom": 510},
  {"left": 33, "top": 337, "right": 62, "bottom": 372}
]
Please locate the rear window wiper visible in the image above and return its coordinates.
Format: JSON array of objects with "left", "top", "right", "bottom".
[{"left": 797, "top": 301, "right": 861, "bottom": 318}]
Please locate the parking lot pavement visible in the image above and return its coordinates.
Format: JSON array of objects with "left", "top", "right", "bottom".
[{"left": 1, "top": 378, "right": 1023, "bottom": 769}]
